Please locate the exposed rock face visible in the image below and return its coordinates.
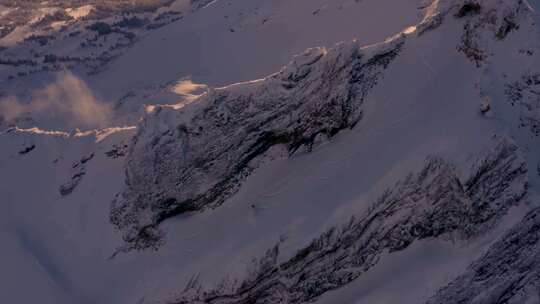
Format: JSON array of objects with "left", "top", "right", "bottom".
[
  {"left": 506, "top": 73, "right": 540, "bottom": 137},
  {"left": 190, "top": 0, "right": 215, "bottom": 10},
  {"left": 18, "top": 143, "right": 36, "bottom": 155},
  {"left": 109, "top": 0, "right": 536, "bottom": 253},
  {"left": 105, "top": 142, "right": 129, "bottom": 159},
  {"left": 455, "top": 0, "right": 529, "bottom": 66},
  {"left": 110, "top": 37, "right": 405, "bottom": 250},
  {"left": 4, "top": 0, "right": 540, "bottom": 303},
  {"left": 59, "top": 152, "right": 94, "bottom": 196},
  {"left": 427, "top": 207, "right": 540, "bottom": 304},
  {"left": 0, "top": 0, "right": 187, "bottom": 80},
  {"left": 173, "top": 139, "right": 528, "bottom": 304}
]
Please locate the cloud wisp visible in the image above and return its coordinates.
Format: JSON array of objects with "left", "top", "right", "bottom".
[{"left": 0, "top": 72, "right": 112, "bottom": 129}]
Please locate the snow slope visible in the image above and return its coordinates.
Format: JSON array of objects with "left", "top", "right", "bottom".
[
  {"left": 0, "top": 0, "right": 425, "bottom": 130},
  {"left": 93, "top": 0, "right": 425, "bottom": 94},
  {"left": 2, "top": 0, "right": 540, "bottom": 304}
]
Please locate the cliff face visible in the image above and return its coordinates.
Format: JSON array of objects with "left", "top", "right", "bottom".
[
  {"left": 110, "top": 0, "right": 540, "bottom": 302},
  {"left": 173, "top": 139, "right": 528, "bottom": 304},
  {"left": 111, "top": 37, "right": 405, "bottom": 250},
  {"left": 3, "top": 1, "right": 540, "bottom": 304},
  {"left": 426, "top": 205, "right": 540, "bottom": 303}
]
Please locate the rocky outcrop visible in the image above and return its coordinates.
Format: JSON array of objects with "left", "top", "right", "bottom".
[
  {"left": 173, "top": 139, "right": 528, "bottom": 304},
  {"left": 506, "top": 73, "right": 540, "bottom": 137},
  {"left": 109, "top": 0, "right": 537, "bottom": 253},
  {"left": 0, "top": 0, "right": 188, "bottom": 80},
  {"left": 59, "top": 152, "right": 94, "bottom": 196},
  {"left": 455, "top": 0, "right": 530, "bottom": 66},
  {"left": 109, "top": 35, "right": 406, "bottom": 251},
  {"left": 18, "top": 143, "right": 36, "bottom": 155},
  {"left": 105, "top": 142, "right": 129, "bottom": 159},
  {"left": 427, "top": 206, "right": 540, "bottom": 304}
]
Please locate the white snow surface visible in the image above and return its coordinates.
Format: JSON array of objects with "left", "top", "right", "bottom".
[
  {"left": 1, "top": 0, "right": 540, "bottom": 303},
  {"left": 92, "top": 0, "right": 425, "bottom": 95}
]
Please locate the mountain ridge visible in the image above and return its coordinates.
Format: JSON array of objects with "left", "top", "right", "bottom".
[{"left": 2, "top": 0, "right": 540, "bottom": 303}]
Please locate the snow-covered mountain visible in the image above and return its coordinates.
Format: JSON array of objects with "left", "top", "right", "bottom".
[{"left": 2, "top": 0, "right": 540, "bottom": 303}]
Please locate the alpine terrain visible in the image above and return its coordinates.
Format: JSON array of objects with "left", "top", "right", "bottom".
[{"left": 1, "top": 0, "right": 540, "bottom": 303}]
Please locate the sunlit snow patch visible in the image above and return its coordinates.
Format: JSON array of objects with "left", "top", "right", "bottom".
[
  {"left": 4, "top": 125, "right": 137, "bottom": 143},
  {"left": 65, "top": 5, "right": 94, "bottom": 20},
  {"left": 403, "top": 26, "right": 417, "bottom": 34},
  {"left": 171, "top": 79, "right": 208, "bottom": 96}
]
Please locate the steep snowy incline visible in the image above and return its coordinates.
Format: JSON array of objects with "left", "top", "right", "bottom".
[
  {"left": 0, "top": 1, "right": 427, "bottom": 301},
  {"left": 0, "top": 127, "right": 137, "bottom": 304},
  {"left": 117, "top": 0, "right": 540, "bottom": 303},
  {"left": 0, "top": 0, "right": 425, "bottom": 133},
  {"left": 426, "top": 205, "right": 540, "bottom": 304},
  {"left": 90, "top": 0, "right": 425, "bottom": 97},
  {"left": 2, "top": 0, "right": 540, "bottom": 304},
  {"left": 112, "top": 36, "right": 405, "bottom": 251},
  {"left": 174, "top": 140, "right": 528, "bottom": 303}
]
